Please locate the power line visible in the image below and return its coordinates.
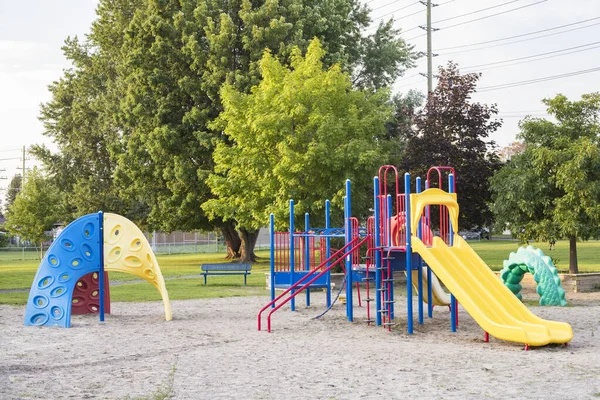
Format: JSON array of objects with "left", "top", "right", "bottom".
[
  {"left": 396, "top": 78, "right": 427, "bottom": 89},
  {"left": 371, "top": 0, "right": 419, "bottom": 14},
  {"left": 433, "top": 0, "right": 521, "bottom": 25},
  {"left": 435, "top": 16, "right": 600, "bottom": 51},
  {"left": 365, "top": 0, "right": 455, "bottom": 32},
  {"left": 461, "top": 41, "right": 600, "bottom": 71},
  {"left": 407, "top": 0, "right": 548, "bottom": 40},
  {"left": 478, "top": 66, "right": 600, "bottom": 92}
]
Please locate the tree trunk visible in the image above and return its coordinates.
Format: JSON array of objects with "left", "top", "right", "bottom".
[
  {"left": 220, "top": 222, "right": 241, "bottom": 260},
  {"left": 40, "top": 241, "right": 44, "bottom": 261},
  {"left": 238, "top": 228, "right": 259, "bottom": 263},
  {"left": 569, "top": 235, "right": 579, "bottom": 274}
]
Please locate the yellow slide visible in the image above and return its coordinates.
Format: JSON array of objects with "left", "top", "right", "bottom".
[
  {"left": 412, "top": 235, "right": 572, "bottom": 346},
  {"left": 409, "top": 268, "right": 450, "bottom": 306}
]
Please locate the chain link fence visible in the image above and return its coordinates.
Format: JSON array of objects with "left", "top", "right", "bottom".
[{"left": 0, "top": 229, "right": 270, "bottom": 261}]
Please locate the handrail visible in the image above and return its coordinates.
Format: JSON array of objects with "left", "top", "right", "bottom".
[
  {"left": 258, "top": 236, "right": 368, "bottom": 332},
  {"left": 265, "top": 236, "right": 369, "bottom": 332}
]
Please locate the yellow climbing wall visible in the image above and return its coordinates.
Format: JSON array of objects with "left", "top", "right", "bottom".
[{"left": 103, "top": 213, "right": 172, "bottom": 321}]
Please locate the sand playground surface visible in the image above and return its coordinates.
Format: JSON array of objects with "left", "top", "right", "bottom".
[{"left": 1, "top": 288, "right": 600, "bottom": 399}]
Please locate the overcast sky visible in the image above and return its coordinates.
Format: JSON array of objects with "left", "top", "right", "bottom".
[{"left": 1, "top": 0, "right": 599, "bottom": 194}]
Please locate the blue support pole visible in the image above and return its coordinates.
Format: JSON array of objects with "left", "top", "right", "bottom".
[
  {"left": 305, "top": 212, "right": 311, "bottom": 307},
  {"left": 325, "top": 200, "right": 332, "bottom": 308},
  {"left": 425, "top": 179, "right": 433, "bottom": 318},
  {"left": 449, "top": 173, "right": 457, "bottom": 332},
  {"left": 386, "top": 194, "right": 394, "bottom": 319},
  {"left": 289, "top": 200, "right": 296, "bottom": 312},
  {"left": 98, "top": 211, "right": 105, "bottom": 322},
  {"left": 345, "top": 179, "right": 353, "bottom": 321},
  {"left": 270, "top": 213, "right": 276, "bottom": 307},
  {"left": 404, "top": 173, "right": 413, "bottom": 334},
  {"left": 374, "top": 177, "right": 382, "bottom": 326},
  {"left": 416, "top": 177, "right": 424, "bottom": 325}
]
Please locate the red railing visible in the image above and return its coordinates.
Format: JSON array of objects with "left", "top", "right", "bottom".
[
  {"left": 258, "top": 236, "right": 368, "bottom": 332},
  {"left": 274, "top": 232, "right": 319, "bottom": 272}
]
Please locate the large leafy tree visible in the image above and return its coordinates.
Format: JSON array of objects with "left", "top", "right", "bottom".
[
  {"left": 37, "top": 0, "right": 416, "bottom": 259},
  {"left": 203, "top": 40, "right": 394, "bottom": 261},
  {"left": 114, "top": 0, "right": 416, "bottom": 258},
  {"left": 401, "top": 62, "right": 502, "bottom": 229},
  {"left": 5, "top": 168, "right": 62, "bottom": 259},
  {"left": 491, "top": 93, "right": 600, "bottom": 274},
  {"left": 34, "top": 0, "right": 144, "bottom": 223}
]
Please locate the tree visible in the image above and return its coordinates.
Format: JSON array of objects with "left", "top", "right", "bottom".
[
  {"left": 113, "top": 0, "right": 416, "bottom": 258},
  {"left": 203, "top": 39, "right": 395, "bottom": 262},
  {"left": 498, "top": 141, "right": 526, "bottom": 161},
  {"left": 401, "top": 62, "right": 502, "bottom": 229},
  {"left": 5, "top": 174, "right": 22, "bottom": 212},
  {"left": 491, "top": 93, "right": 600, "bottom": 274},
  {"left": 5, "top": 168, "right": 62, "bottom": 259},
  {"left": 34, "top": 0, "right": 145, "bottom": 223},
  {"left": 38, "top": 0, "right": 416, "bottom": 259}
]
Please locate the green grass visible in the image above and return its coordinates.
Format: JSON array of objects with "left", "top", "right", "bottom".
[
  {"left": 468, "top": 239, "right": 600, "bottom": 273},
  {"left": 1, "top": 241, "right": 600, "bottom": 305}
]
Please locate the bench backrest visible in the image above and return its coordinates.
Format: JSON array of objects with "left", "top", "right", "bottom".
[{"left": 201, "top": 263, "right": 252, "bottom": 272}]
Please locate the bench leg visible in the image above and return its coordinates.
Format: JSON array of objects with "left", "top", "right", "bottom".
[
  {"left": 204, "top": 275, "right": 207, "bottom": 285},
  {"left": 244, "top": 274, "right": 247, "bottom": 285}
]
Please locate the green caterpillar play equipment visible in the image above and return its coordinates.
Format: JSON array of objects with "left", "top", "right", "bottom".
[{"left": 500, "top": 246, "right": 568, "bottom": 307}]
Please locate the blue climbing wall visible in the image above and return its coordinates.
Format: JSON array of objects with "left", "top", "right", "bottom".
[{"left": 24, "top": 213, "right": 101, "bottom": 327}]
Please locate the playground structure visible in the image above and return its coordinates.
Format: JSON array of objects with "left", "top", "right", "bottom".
[
  {"left": 258, "top": 165, "right": 573, "bottom": 348},
  {"left": 24, "top": 212, "right": 172, "bottom": 328},
  {"left": 501, "top": 246, "right": 568, "bottom": 306}
]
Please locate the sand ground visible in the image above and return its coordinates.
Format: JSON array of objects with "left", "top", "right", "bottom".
[{"left": 1, "top": 288, "right": 600, "bottom": 399}]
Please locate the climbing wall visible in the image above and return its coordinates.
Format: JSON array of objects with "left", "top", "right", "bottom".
[
  {"left": 71, "top": 272, "right": 111, "bottom": 315},
  {"left": 24, "top": 214, "right": 102, "bottom": 327},
  {"left": 103, "top": 213, "right": 172, "bottom": 321}
]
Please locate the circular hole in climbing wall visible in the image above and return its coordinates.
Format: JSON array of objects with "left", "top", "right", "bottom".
[
  {"left": 76, "top": 280, "right": 88, "bottom": 290},
  {"left": 48, "top": 255, "right": 60, "bottom": 267},
  {"left": 107, "top": 225, "right": 123, "bottom": 245},
  {"left": 82, "top": 222, "right": 95, "bottom": 239},
  {"left": 30, "top": 313, "right": 49, "bottom": 326},
  {"left": 32, "top": 295, "right": 49, "bottom": 309},
  {"left": 61, "top": 239, "right": 75, "bottom": 251},
  {"left": 50, "top": 306, "right": 64, "bottom": 320},
  {"left": 81, "top": 244, "right": 93, "bottom": 260},
  {"left": 130, "top": 238, "right": 143, "bottom": 252},
  {"left": 144, "top": 268, "right": 155, "bottom": 280},
  {"left": 70, "top": 258, "right": 83, "bottom": 269},
  {"left": 91, "top": 290, "right": 98, "bottom": 298},
  {"left": 50, "top": 286, "right": 67, "bottom": 298},
  {"left": 107, "top": 246, "right": 123, "bottom": 263},
  {"left": 58, "top": 274, "right": 70, "bottom": 283},
  {"left": 124, "top": 255, "right": 143, "bottom": 268},
  {"left": 38, "top": 276, "right": 54, "bottom": 289}
]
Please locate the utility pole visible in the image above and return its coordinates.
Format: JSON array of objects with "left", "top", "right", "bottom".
[
  {"left": 420, "top": 1, "right": 438, "bottom": 94},
  {"left": 426, "top": 0, "right": 433, "bottom": 94},
  {"left": 21, "top": 146, "right": 26, "bottom": 184}
]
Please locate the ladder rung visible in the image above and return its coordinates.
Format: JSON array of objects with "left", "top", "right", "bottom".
[
  {"left": 383, "top": 279, "right": 395, "bottom": 282},
  {"left": 382, "top": 322, "right": 396, "bottom": 327},
  {"left": 362, "top": 277, "right": 374, "bottom": 281},
  {"left": 383, "top": 300, "right": 395, "bottom": 304},
  {"left": 364, "top": 298, "right": 374, "bottom": 302},
  {"left": 378, "top": 309, "right": 389, "bottom": 314}
]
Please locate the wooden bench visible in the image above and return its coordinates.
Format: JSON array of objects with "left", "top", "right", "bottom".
[{"left": 200, "top": 263, "right": 252, "bottom": 285}]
